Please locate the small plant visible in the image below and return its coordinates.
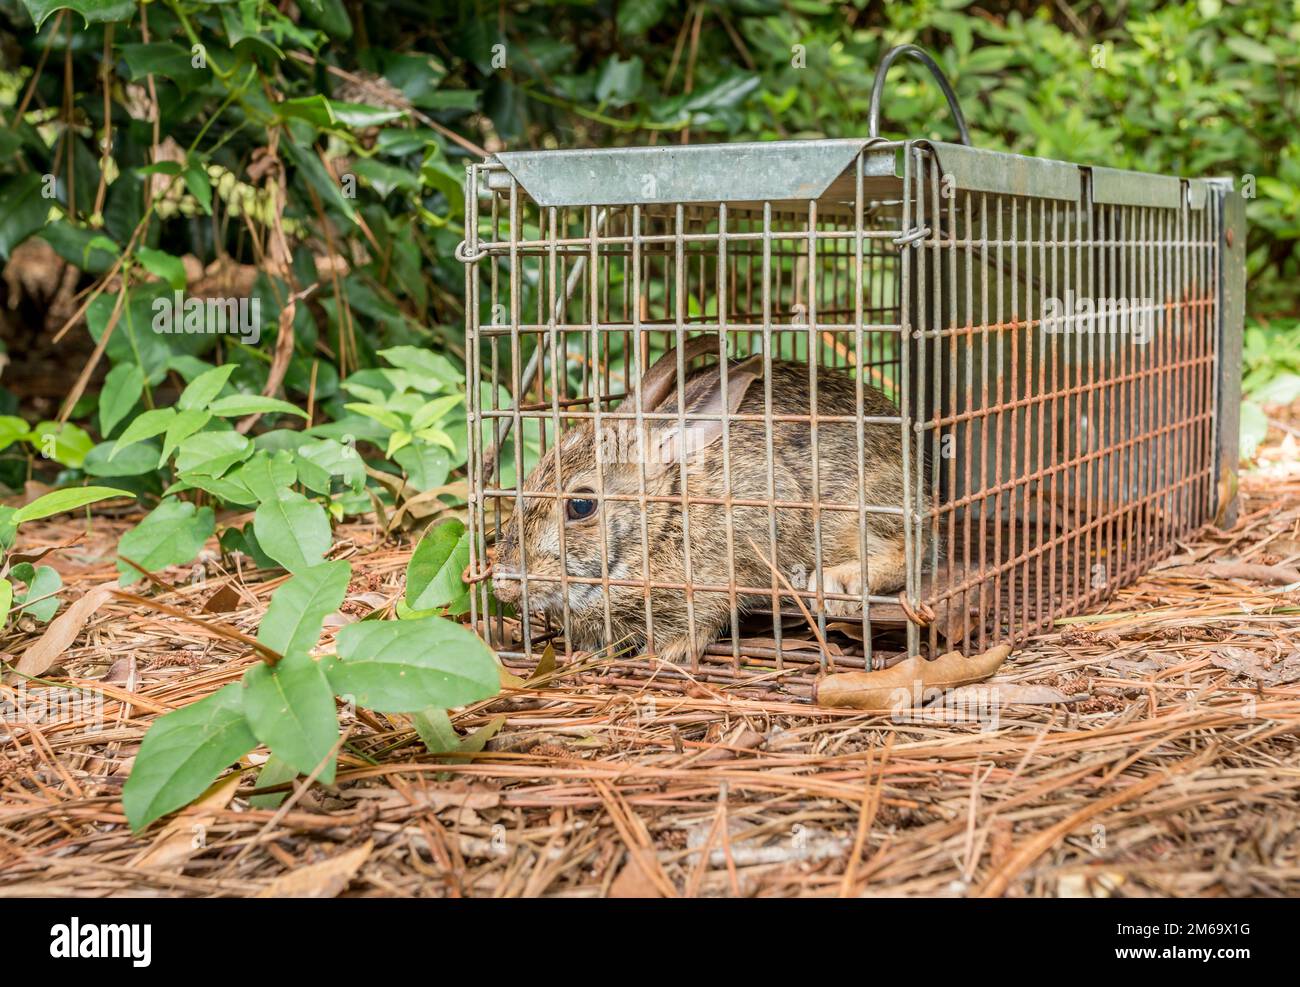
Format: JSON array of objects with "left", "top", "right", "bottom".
[
  {"left": 96, "top": 362, "right": 372, "bottom": 581},
  {"left": 122, "top": 553, "right": 500, "bottom": 830},
  {"left": 0, "top": 486, "right": 133, "bottom": 629}
]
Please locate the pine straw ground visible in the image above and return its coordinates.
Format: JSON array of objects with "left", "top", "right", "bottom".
[{"left": 1, "top": 437, "right": 1298, "bottom": 898}]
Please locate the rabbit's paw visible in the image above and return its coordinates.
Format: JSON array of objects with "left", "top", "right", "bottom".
[
  {"left": 650, "top": 628, "right": 716, "bottom": 665},
  {"left": 823, "top": 561, "right": 865, "bottom": 616}
]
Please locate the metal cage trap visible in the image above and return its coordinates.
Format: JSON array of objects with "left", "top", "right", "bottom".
[{"left": 457, "top": 45, "right": 1246, "bottom": 700}]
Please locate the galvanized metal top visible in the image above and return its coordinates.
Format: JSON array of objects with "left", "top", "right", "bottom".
[
  {"left": 491, "top": 139, "right": 886, "bottom": 208},
  {"left": 487, "top": 137, "right": 1208, "bottom": 211}
]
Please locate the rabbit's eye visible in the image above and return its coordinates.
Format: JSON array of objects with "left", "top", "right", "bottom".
[{"left": 565, "top": 493, "right": 597, "bottom": 521}]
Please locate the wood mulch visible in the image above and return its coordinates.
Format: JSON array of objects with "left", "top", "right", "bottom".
[{"left": 0, "top": 431, "right": 1297, "bottom": 897}]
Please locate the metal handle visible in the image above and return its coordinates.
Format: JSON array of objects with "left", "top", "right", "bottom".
[{"left": 868, "top": 44, "right": 971, "bottom": 146}]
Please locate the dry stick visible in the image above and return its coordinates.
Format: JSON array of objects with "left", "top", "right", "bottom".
[
  {"left": 305, "top": 184, "right": 356, "bottom": 378},
  {"left": 50, "top": 196, "right": 157, "bottom": 347},
  {"left": 56, "top": 284, "right": 128, "bottom": 424},
  {"left": 683, "top": 782, "right": 727, "bottom": 897},
  {"left": 8, "top": 11, "right": 65, "bottom": 130},
  {"left": 91, "top": 24, "right": 115, "bottom": 218},
  {"left": 744, "top": 534, "right": 834, "bottom": 665},
  {"left": 140, "top": 1, "right": 161, "bottom": 159}
]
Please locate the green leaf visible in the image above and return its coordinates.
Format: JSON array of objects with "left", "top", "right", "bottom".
[
  {"left": 241, "top": 654, "right": 339, "bottom": 782},
  {"left": 406, "top": 519, "right": 471, "bottom": 613},
  {"left": 178, "top": 364, "right": 237, "bottom": 412},
  {"left": 174, "top": 430, "right": 254, "bottom": 477},
  {"left": 116, "top": 497, "right": 215, "bottom": 585},
  {"left": 410, "top": 394, "right": 463, "bottom": 431},
  {"left": 30, "top": 421, "right": 93, "bottom": 468},
  {"left": 323, "top": 616, "right": 499, "bottom": 714},
  {"left": 121, "top": 684, "right": 257, "bottom": 831},
  {"left": 595, "top": 55, "right": 644, "bottom": 108},
  {"left": 617, "top": 0, "right": 670, "bottom": 34},
  {"left": 219, "top": 523, "right": 278, "bottom": 569},
  {"left": 110, "top": 407, "right": 176, "bottom": 459},
  {"left": 160, "top": 409, "right": 212, "bottom": 465},
  {"left": 329, "top": 102, "right": 407, "bottom": 128},
  {"left": 135, "top": 246, "right": 187, "bottom": 291},
  {"left": 174, "top": 471, "right": 258, "bottom": 506},
  {"left": 99, "top": 363, "right": 144, "bottom": 437},
  {"left": 0, "top": 173, "right": 47, "bottom": 259},
  {"left": 21, "top": 0, "right": 135, "bottom": 28},
  {"left": 300, "top": 0, "right": 350, "bottom": 37},
  {"left": 0, "top": 579, "right": 13, "bottom": 629},
  {"left": 282, "top": 138, "right": 358, "bottom": 223},
  {"left": 13, "top": 563, "right": 62, "bottom": 622},
  {"left": 39, "top": 221, "right": 118, "bottom": 274},
  {"left": 0, "top": 508, "right": 17, "bottom": 553},
  {"left": 253, "top": 491, "right": 331, "bottom": 573},
  {"left": 393, "top": 444, "right": 450, "bottom": 492},
  {"left": 231, "top": 450, "right": 297, "bottom": 503},
  {"left": 13, "top": 485, "right": 132, "bottom": 523},
  {"left": 411, "top": 707, "right": 460, "bottom": 753},
  {"left": 118, "top": 42, "right": 198, "bottom": 81},
  {"left": 352, "top": 159, "right": 419, "bottom": 199},
  {"left": 276, "top": 94, "right": 335, "bottom": 129},
  {"left": 257, "top": 559, "right": 351, "bottom": 660},
  {"left": 378, "top": 346, "right": 461, "bottom": 386},
  {"left": 1240, "top": 400, "right": 1268, "bottom": 459},
  {"left": 84, "top": 439, "right": 160, "bottom": 478},
  {"left": 249, "top": 755, "right": 297, "bottom": 809},
  {"left": 296, "top": 439, "right": 365, "bottom": 494},
  {"left": 344, "top": 402, "right": 404, "bottom": 431},
  {"left": 208, "top": 395, "right": 308, "bottom": 419},
  {"left": 1225, "top": 36, "right": 1276, "bottom": 65},
  {"left": 385, "top": 430, "right": 413, "bottom": 458},
  {"left": 183, "top": 164, "right": 212, "bottom": 216},
  {"left": 0, "top": 415, "right": 30, "bottom": 450}
]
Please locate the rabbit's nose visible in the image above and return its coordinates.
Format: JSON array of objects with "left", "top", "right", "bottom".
[{"left": 492, "top": 575, "right": 520, "bottom": 604}]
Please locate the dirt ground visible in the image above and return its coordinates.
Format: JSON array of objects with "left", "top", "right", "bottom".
[{"left": 0, "top": 426, "right": 1297, "bottom": 897}]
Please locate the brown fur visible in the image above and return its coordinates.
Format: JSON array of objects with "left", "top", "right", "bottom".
[{"left": 493, "top": 355, "right": 926, "bottom": 663}]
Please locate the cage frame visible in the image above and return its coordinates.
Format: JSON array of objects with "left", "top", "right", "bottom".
[{"left": 457, "top": 50, "right": 1246, "bottom": 696}]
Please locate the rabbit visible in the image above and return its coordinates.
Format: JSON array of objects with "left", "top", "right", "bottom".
[{"left": 491, "top": 336, "right": 926, "bottom": 664}]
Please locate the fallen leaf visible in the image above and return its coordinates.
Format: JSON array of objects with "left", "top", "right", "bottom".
[
  {"left": 256, "top": 840, "right": 373, "bottom": 898},
  {"left": 6, "top": 533, "right": 84, "bottom": 567},
  {"left": 13, "top": 585, "right": 114, "bottom": 678},
  {"left": 1210, "top": 646, "right": 1300, "bottom": 687},
  {"left": 947, "top": 682, "right": 1072, "bottom": 706},
  {"left": 201, "top": 583, "right": 242, "bottom": 613},
  {"left": 527, "top": 643, "right": 557, "bottom": 684},
  {"left": 609, "top": 852, "right": 664, "bottom": 898},
  {"left": 813, "top": 645, "right": 1011, "bottom": 709}
]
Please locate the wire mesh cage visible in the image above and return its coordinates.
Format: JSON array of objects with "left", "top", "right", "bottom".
[{"left": 457, "top": 46, "right": 1246, "bottom": 698}]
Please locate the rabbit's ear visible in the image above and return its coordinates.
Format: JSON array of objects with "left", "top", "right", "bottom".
[
  {"left": 648, "top": 356, "right": 762, "bottom": 474},
  {"left": 625, "top": 336, "right": 722, "bottom": 413}
]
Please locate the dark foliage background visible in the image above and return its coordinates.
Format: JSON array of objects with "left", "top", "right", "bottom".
[{"left": 0, "top": 0, "right": 1294, "bottom": 506}]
